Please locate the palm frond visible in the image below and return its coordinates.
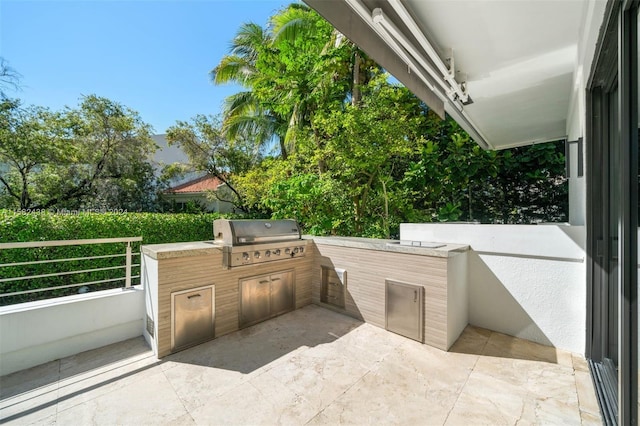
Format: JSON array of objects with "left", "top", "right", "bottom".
[
  {"left": 230, "top": 23, "right": 270, "bottom": 60},
  {"left": 210, "top": 55, "right": 255, "bottom": 85},
  {"left": 272, "top": 17, "right": 314, "bottom": 46}
]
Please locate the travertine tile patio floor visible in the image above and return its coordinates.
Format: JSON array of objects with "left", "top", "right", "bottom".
[{"left": 0, "top": 305, "right": 601, "bottom": 425}]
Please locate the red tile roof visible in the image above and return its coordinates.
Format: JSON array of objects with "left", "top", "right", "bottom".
[{"left": 165, "top": 175, "right": 223, "bottom": 194}]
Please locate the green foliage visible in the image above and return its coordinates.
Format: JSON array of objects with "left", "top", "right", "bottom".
[
  {"left": 211, "top": 4, "right": 367, "bottom": 160},
  {"left": 0, "top": 95, "right": 158, "bottom": 211},
  {"left": 0, "top": 211, "right": 227, "bottom": 305},
  {"left": 165, "top": 115, "right": 262, "bottom": 212},
  {"left": 264, "top": 173, "right": 353, "bottom": 236},
  {"left": 309, "top": 77, "right": 428, "bottom": 236},
  {"left": 214, "top": 4, "right": 568, "bottom": 236}
]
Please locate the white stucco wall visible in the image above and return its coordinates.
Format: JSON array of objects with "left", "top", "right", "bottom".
[
  {"left": 446, "top": 252, "right": 468, "bottom": 349},
  {"left": 0, "top": 287, "right": 145, "bottom": 376},
  {"left": 566, "top": 0, "right": 608, "bottom": 226},
  {"left": 401, "top": 223, "right": 586, "bottom": 354},
  {"left": 142, "top": 255, "right": 159, "bottom": 354}
]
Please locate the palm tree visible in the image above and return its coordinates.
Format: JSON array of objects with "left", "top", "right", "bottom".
[
  {"left": 271, "top": 4, "right": 377, "bottom": 107},
  {"left": 211, "top": 4, "right": 378, "bottom": 168},
  {"left": 210, "top": 23, "right": 289, "bottom": 158}
]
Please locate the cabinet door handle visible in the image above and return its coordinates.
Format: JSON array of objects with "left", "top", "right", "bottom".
[
  {"left": 271, "top": 277, "right": 281, "bottom": 281},
  {"left": 188, "top": 294, "right": 201, "bottom": 299},
  {"left": 259, "top": 280, "right": 270, "bottom": 285},
  {"left": 414, "top": 290, "right": 417, "bottom": 303}
]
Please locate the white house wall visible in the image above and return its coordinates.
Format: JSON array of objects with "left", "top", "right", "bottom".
[
  {"left": 400, "top": 223, "right": 586, "bottom": 354},
  {"left": 567, "top": 0, "right": 609, "bottom": 226}
]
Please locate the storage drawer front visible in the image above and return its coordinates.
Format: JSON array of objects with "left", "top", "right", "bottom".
[{"left": 172, "top": 285, "right": 215, "bottom": 351}]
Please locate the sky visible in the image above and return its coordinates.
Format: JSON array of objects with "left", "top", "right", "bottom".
[{"left": 0, "top": 0, "right": 291, "bottom": 134}]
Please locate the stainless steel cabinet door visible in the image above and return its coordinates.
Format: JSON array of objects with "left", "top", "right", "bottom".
[
  {"left": 240, "top": 276, "right": 271, "bottom": 327},
  {"left": 270, "top": 271, "right": 294, "bottom": 316},
  {"left": 385, "top": 280, "right": 423, "bottom": 342},
  {"left": 172, "top": 285, "right": 215, "bottom": 351}
]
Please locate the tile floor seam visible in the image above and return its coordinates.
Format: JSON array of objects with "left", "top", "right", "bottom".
[
  {"left": 573, "top": 370, "right": 602, "bottom": 418},
  {"left": 566, "top": 358, "right": 592, "bottom": 419},
  {"left": 479, "top": 330, "right": 493, "bottom": 356},
  {"left": 441, "top": 352, "right": 481, "bottom": 425},
  {"left": 440, "top": 327, "right": 492, "bottom": 425},
  {"left": 247, "top": 380, "right": 284, "bottom": 424},
  {"left": 161, "top": 367, "right": 199, "bottom": 425},
  {"left": 303, "top": 369, "right": 375, "bottom": 426},
  {"left": 54, "top": 358, "right": 61, "bottom": 423},
  {"left": 579, "top": 407, "right": 602, "bottom": 425}
]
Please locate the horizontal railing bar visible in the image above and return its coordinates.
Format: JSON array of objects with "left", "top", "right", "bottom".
[
  {"left": 0, "top": 264, "right": 141, "bottom": 284},
  {"left": 0, "top": 252, "right": 140, "bottom": 268},
  {"left": 0, "top": 253, "right": 126, "bottom": 268},
  {"left": 0, "top": 275, "right": 141, "bottom": 297},
  {"left": 0, "top": 237, "right": 142, "bottom": 250}
]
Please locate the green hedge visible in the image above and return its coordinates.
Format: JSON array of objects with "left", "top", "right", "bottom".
[{"left": 0, "top": 210, "right": 233, "bottom": 305}]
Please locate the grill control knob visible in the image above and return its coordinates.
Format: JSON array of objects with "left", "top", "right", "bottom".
[
  {"left": 265, "top": 250, "right": 271, "bottom": 257},
  {"left": 293, "top": 247, "right": 299, "bottom": 254},
  {"left": 242, "top": 252, "right": 250, "bottom": 261},
  {"left": 299, "top": 246, "right": 305, "bottom": 253},
  {"left": 274, "top": 249, "right": 281, "bottom": 255},
  {"left": 254, "top": 251, "right": 261, "bottom": 259},
  {"left": 285, "top": 248, "right": 291, "bottom": 255}
]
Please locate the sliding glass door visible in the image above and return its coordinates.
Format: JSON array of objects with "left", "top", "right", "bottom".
[{"left": 587, "top": 1, "right": 638, "bottom": 425}]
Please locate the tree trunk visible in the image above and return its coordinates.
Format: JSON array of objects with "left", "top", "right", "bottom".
[
  {"left": 352, "top": 51, "right": 362, "bottom": 106},
  {"left": 20, "top": 168, "right": 31, "bottom": 209},
  {"left": 467, "top": 183, "right": 472, "bottom": 221},
  {"left": 279, "top": 138, "right": 288, "bottom": 160},
  {"left": 313, "top": 128, "right": 326, "bottom": 175},
  {"left": 381, "top": 178, "right": 390, "bottom": 239},
  {"left": 353, "top": 197, "right": 362, "bottom": 234}
]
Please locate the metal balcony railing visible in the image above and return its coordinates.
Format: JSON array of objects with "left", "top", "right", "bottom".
[{"left": 0, "top": 237, "right": 143, "bottom": 305}]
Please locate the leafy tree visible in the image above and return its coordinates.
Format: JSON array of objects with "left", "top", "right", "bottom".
[
  {"left": 0, "top": 99, "right": 68, "bottom": 208},
  {"left": 165, "top": 114, "right": 262, "bottom": 213},
  {"left": 0, "top": 95, "right": 157, "bottom": 210},
  {"left": 403, "top": 117, "right": 566, "bottom": 223},
  {"left": 211, "top": 4, "right": 368, "bottom": 167},
  {"left": 310, "top": 76, "right": 426, "bottom": 236},
  {"left": 210, "top": 22, "right": 289, "bottom": 158}
]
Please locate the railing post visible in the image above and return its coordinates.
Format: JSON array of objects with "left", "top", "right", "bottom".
[{"left": 125, "top": 242, "right": 132, "bottom": 288}]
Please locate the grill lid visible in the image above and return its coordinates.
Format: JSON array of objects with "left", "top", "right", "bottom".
[{"left": 213, "top": 219, "right": 301, "bottom": 246}]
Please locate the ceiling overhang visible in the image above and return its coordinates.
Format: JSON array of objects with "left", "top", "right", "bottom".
[{"left": 305, "top": 0, "right": 589, "bottom": 150}]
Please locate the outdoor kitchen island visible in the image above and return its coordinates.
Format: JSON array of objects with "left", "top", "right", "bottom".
[
  {"left": 311, "top": 236, "right": 469, "bottom": 351},
  {"left": 141, "top": 231, "right": 469, "bottom": 359},
  {"left": 141, "top": 238, "right": 314, "bottom": 358}
]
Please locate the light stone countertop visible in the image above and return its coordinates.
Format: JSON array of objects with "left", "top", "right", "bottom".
[
  {"left": 141, "top": 241, "right": 221, "bottom": 260},
  {"left": 306, "top": 235, "right": 469, "bottom": 258},
  {"left": 141, "top": 236, "right": 470, "bottom": 260}
]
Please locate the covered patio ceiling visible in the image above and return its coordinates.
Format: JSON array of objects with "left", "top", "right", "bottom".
[{"left": 305, "top": 0, "right": 590, "bottom": 150}]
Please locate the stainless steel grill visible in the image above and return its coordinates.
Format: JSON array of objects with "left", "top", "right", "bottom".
[{"left": 213, "top": 219, "right": 307, "bottom": 268}]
